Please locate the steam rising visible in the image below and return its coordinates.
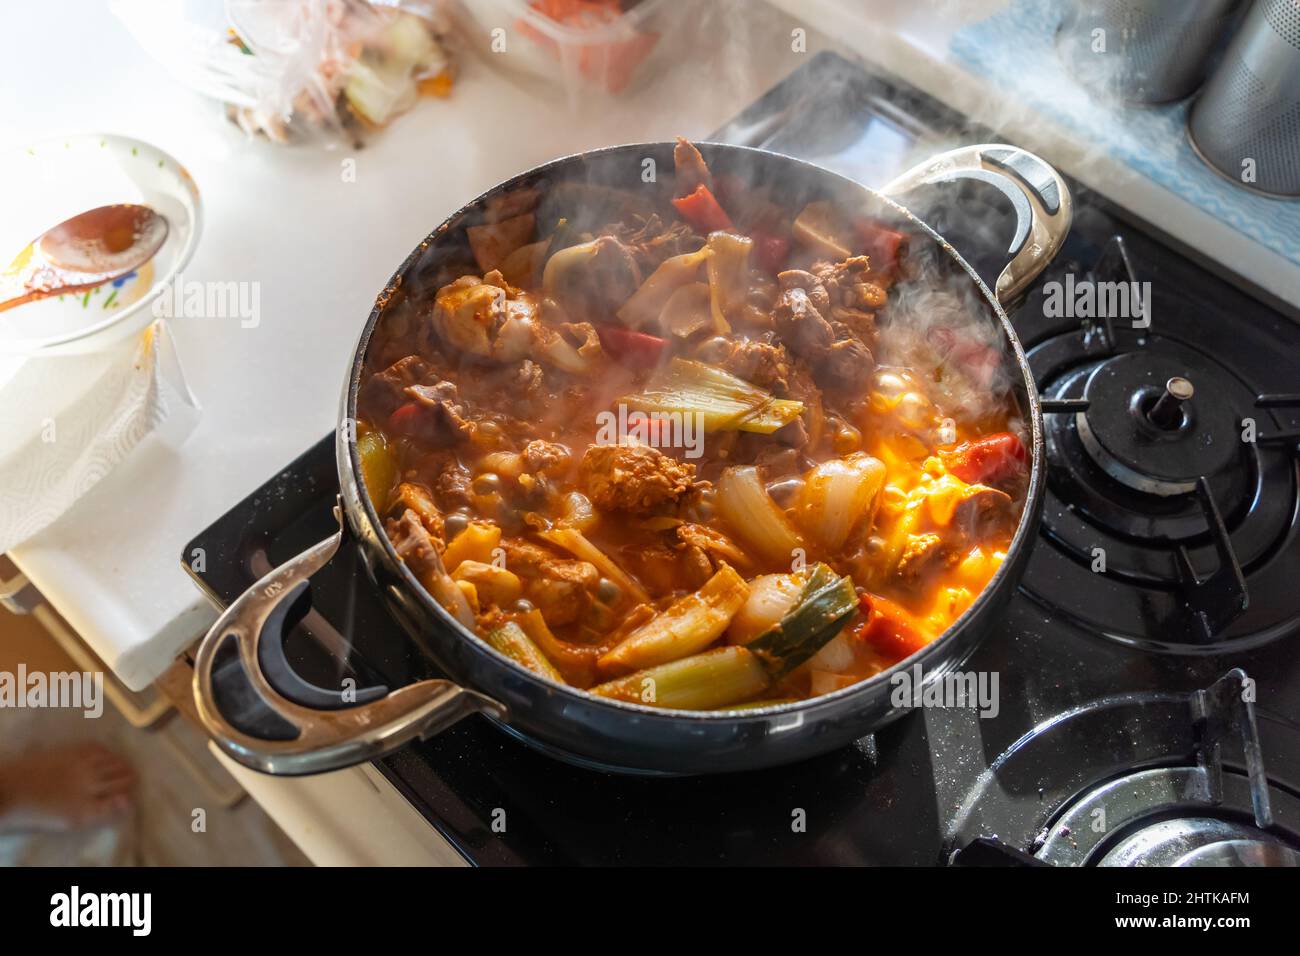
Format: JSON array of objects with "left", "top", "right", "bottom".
[{"left": 877, "top": 237, "right": 1021, "bottom": 431}]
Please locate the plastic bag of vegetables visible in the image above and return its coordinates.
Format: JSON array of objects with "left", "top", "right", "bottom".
[{"left": 111, "top": 0, "right": 456, "bottom": 147}]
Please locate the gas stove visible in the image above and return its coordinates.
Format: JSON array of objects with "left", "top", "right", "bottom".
[{"left": 184, "top": 52, "right": 1300, "bottom": 866}]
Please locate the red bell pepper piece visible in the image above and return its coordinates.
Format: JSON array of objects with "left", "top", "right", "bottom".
[
  {"left": 850, "top": 593, "right": 931, "bottom": 662},
  {"left": 852, "top": 218, "right": 907, "bottom": 273},
  {"left": 941, "top": 432, "right": 1027, "bottom": 485},
  {"left": 386, "top": 402, "right": 423, "bottom": 436},
  {"left": 672, "top": 184, "right": 733, "bottom": 234},
  {"left": 596, "top": 324, "right": 668, "bottom": 369}
]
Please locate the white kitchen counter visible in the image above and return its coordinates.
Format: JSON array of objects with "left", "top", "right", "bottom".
[{"left": 0, "top": 0, "right": 813, "bottom": 690}]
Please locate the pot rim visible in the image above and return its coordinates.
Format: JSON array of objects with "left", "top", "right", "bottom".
[{"left": 340, "top": 140, "right": 1047, "bottom": 723}]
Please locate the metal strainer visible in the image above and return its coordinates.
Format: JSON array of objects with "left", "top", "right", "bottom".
[
  {"left": 1189, "top": 0, "right": 1300, "bottom": 198},
  {"left": 1057, "top": 0, "right": 1247, "bottom": 104}
]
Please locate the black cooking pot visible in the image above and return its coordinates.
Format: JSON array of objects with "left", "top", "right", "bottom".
[{"left": 193, "top": 142, "right": 1071, "bottom": 776}]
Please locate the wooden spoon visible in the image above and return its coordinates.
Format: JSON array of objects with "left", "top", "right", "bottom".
[{"left": 0, "top": 204, "right": 169, "bottom": 313}]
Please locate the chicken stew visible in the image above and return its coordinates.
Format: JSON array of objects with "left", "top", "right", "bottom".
[{"left": 356, "top": 139, "right": 1028, "bottom": 710}]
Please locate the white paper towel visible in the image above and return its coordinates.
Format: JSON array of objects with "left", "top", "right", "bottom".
[{"left": 0, "top": 320, "right": 199, "bottom": 554}]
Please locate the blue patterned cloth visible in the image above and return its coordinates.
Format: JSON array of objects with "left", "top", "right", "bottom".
[{"left": 950, "top": 0, "right": 1300, "bottom": 267}]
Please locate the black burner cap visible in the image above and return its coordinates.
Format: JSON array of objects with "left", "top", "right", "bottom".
[{"left": 1077, "top": 352, "right": 1239, "bottom": 496}]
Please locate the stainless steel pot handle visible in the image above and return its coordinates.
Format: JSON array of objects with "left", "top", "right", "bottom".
[
  {"left": 191, "top": 504, "right": 505, "bottom": 776},
  {"left": 881, "top": 143, "right": 1072, "bottom": 307}
]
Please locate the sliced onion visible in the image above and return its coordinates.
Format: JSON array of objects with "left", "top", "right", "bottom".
[
  {"left": 716, "top": 466, "right": 803, "bottom": 567},
  {"left": 660, "top": 282, "right": 712, "bottom": 337},
  {"left": 705, "top": 231, "right": 753, "bottom": 333},
  {"left": 794, "top": 453, "right": 886, "bottom": 552},
  {"left": 727, "top": 573, "right": 803, "bottom": 645},
  {"left": 805, "top": 632, "right": 856, "bottom": 672},
  {"left": 617, "top": 247, "right": 711, "bottom": 329},
  {"left": 558, "top": 491, "right": 597, "bottom": 532}
]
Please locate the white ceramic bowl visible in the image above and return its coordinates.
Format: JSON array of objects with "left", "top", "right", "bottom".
[{"left": 0, "top": 133, "right": 202, "bottom": 356}]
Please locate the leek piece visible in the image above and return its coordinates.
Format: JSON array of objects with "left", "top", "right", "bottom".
[
  {"left": 486, "top": 622, "right": 564, "bottom": 683},
  {"left": 747, "top": 564, "right": 859, "bottom": 678},
  {"left": 590, "top": 646, "right": 770, "bottom": 710},
  {"left": 792, "top": 201, "right": 854, "bottom": 260},
  {"left": 598, "top": 564, "right": 749, "bottom": 675},
  {"left": 621, "top": 358, "right": 803, "bottom": 435}
]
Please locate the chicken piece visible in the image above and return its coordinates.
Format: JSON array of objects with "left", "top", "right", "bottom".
[
  {"left": 388, "top": 509, "right": 475, "bottom": 626},
  {"left": 951, "top": 484, "right": 1015, "bottom": 543},
  {"left": 387, "top": 482, "right": 443, "bottom": 538},
  {"left": 499, "top": 539, "right": 600, "bottom": 627},
  {"left": 773, "top": 286, "right": 835, "bottom": 356},
  {"left": 361, "top": 355, "right": 430, "bottom": 418},
  {"left": 618, "top": 541, "right": 686, "bottom": 596},
  {"left": 777, "top": 269, "right": 831, "bottom": 313},
  {"left": 894, "top": 532, "right": 959, "bottom": 588},
  {"left": 812, "top": 256, "right": 888, "bottom": 312},
  {"left": 434, "top": 461, "right": 475, "bottom": 511},
  {"left": 721, "top": 336, "right": 792, "bottom": 393},
  {"left": 674, "top": 523, "right": 751, "bottom": 573},
  {"left": 523, "top": 439, "right": 571, "bottom": 477},
  {"left": 608, "top": 214, "right": 702, "bottom": 273},
  {"left": 811, "top": 256, "right": 885, "bottom": 341},
  {"left": 515, "top": 358, "right": 545, "bottom": 392},
  {"left": 677, "top": 544, "right": 716, "bottom": 590},
  {"left": 773, "top": 416, "right": 810, "bottom": 448},
  {"left": 774, "top": 273, "right": 875, "bottom": 390},
  {"left": 580, "top": 443, "right": 702, "bottom": 514},
  {"left": 673, "top": 137, "right": 713, "bottom": 197},
  {"left": 388, "top": 509, "right": 444, "bottom": 571},
  {"left": 489, "top": 359, "right": 547, "bottom": 419},
  {"left": 400, "top": 380, "right": 475, "bottom": 446},
  {"left": 431, "top": 273, "right": 538, "bottom": 363},
  {"left": 751, "top": 444, "right": 804, "bottom": 480},
  {"left": 820, "top": 334, "right": 875, "bottom": 390}
]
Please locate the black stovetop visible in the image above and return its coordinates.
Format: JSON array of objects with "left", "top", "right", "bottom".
[{"left": 185, "top": 52, "right": 1300, "bottom": 866}]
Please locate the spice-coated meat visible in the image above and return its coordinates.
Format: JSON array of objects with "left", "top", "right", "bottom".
[{"left": 580, "top": 443, "right": 701, "bottom": 514}]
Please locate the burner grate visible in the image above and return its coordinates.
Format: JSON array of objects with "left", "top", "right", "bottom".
[
  {"left": 1019, "top": 235, "right": 1300, "bottom": 652},
  {"left": 951, "top": 671, "right": 1300, "bottom": 867}
]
